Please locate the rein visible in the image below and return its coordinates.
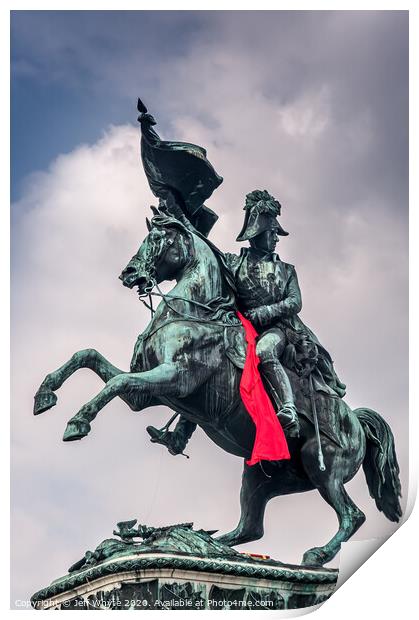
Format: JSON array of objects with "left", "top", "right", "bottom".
[
  {"left": 132, "top": 219, "right": 239, "bottom": 343},
  {"left": 137, "top": 281, "right": 239, "bottom": 341}
]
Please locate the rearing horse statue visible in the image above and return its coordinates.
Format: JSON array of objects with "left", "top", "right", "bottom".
[{"left": 34, "top": 212, "right": 402, "bottom": 567}]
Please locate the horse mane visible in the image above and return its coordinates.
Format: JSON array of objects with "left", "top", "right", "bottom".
[
  {"left": 150, "top": 211, "right": 238, "bottom": 297},
  {"left": 150, "top": 212, "right": 194, "bottom": 240}
]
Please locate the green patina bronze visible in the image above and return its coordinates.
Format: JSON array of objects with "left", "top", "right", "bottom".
[{"left": 33, "top": 99, "right": 402, "bottom": 570}]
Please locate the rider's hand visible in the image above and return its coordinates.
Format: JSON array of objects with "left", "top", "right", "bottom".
[
  {"left": 244, "top": 307, "right": 271, "bottom": 327},
  {"left": 245, "top": 302, "right": 285, "bottom": 327},
  {"left": 243, "top": 308, "right": 257, "bottom": 324}
]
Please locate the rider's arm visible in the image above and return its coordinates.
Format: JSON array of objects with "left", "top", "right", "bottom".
[
  {"left": 275, "top": 266, "right": 302, "bottom": 316},
  {"left": 245, "top": 267, "right": 302, "bottom": 327},
  {"left": 262, "top": 267, "right": 302, "bottom": 321}
]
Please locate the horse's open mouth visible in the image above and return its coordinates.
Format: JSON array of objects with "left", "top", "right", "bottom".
[
  {"left": 120, "top": 266, "right": 147, "bottom": 289},
  {"left": 120, "top": 270, "right": 154, "bottom": 297}
]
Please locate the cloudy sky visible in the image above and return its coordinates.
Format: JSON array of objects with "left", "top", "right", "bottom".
[{"left": 11, "top": 10, "right": 408, "bottom": 607}]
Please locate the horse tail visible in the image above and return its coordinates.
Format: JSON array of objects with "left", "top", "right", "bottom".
[{"left": 354, "top": 407, "right": 402, "bottom": 522}]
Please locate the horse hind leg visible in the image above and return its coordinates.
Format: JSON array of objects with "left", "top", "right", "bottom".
[
  {"left": 34, "top": 349, "right": 124, "bottom": 415},
  {"left": 301, "top": 437, "right": 366, "bottom": 566},
  {"left": 301, "top": 481, "right": 365, "bottom": 567},
  {"left": 216, "top": 462, "right": 279, "bottom": 547}
]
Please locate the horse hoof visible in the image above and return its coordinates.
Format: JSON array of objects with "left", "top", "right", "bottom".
[
  {"left": 301, "top": 548, "right": 326, "bottom": 567},
  {"left": 63, "top": 420, "right": 91, "bottom": 442},
  {"left": 34, "top": 390, "right": 57, "bottom": 415}
]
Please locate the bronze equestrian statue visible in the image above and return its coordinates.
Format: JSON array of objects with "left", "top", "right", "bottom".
[
  {"left": 33, "top": 100, "right": 402, "bottom": 567},
  {"left": 148, "top": 189, "right": 346, "bottom": 455}
]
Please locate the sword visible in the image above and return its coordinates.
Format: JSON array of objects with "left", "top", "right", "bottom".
[{"left": 309, "top": 373, "right": 326, "bottom": 471}]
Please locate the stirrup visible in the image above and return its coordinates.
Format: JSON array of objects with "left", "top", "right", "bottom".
[
  {"left": 146, "top": 425, "right": 189, "bottom": 458},
  {"left": 146, "top": 425, "right": 172, "bottom": 448}
]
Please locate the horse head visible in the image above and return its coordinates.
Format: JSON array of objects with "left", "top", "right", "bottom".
[{"left": 119, "top": 213, "right": 194, "bottom": 295}]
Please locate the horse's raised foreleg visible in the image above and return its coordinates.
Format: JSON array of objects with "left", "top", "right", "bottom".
[
  {"left": 301, "top": 438, "right": 366, "bottom": 566},
  {"left": 62, "top": 362, "right": 201, "bottom": 442},
  {"left": 34, "top": 349, "right": 125, "bottom": 416}
]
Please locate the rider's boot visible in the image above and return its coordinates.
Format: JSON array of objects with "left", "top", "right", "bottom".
[
  {"left": 147, "top": 416, "right": 197, "bottom": 456},
  {"left": 260, "top": 360, "right": 300, "bottom": 438}
]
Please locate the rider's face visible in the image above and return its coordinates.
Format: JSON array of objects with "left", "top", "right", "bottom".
[{"left": 251, "top": 228, "right": 279, "bottom": 253}]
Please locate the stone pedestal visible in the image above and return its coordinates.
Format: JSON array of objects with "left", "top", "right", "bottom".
[
  {"left": 30, "top": 523, "right": 337, "bottom": 610},
  {"left": 31, "top": 554, "right": 337, "bottom": 610}
]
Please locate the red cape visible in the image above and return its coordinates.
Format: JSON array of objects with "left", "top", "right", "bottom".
[{"left": 237, "top": 312, "right": 290, "bottom": 466}]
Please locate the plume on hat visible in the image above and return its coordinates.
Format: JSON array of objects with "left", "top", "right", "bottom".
[{"left": 244, "top": 189, "right": 282, "bottom": 216}]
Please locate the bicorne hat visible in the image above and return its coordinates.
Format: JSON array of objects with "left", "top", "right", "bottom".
[{"left": 236, "top": 189, "right": 289, "bottom": 242}]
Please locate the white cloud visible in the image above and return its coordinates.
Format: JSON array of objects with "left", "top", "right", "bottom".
[{"left": 278, "top": 87, "right": 330, "bottom": 138}]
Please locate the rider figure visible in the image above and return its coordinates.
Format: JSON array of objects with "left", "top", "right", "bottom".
[
  {"left": 147, "top": 189, "right": 346, "bottom": 455},
  {"left": 225, "top": 190, "right": 300, "bottom": 436}
]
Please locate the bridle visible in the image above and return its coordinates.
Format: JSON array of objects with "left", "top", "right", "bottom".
[{"left": 135, "top": 225, "right": 239, "bottom": 331}]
